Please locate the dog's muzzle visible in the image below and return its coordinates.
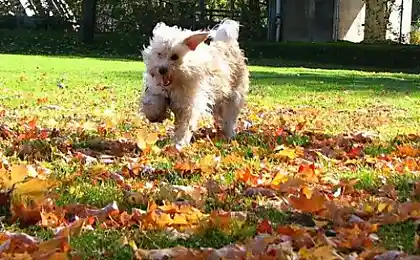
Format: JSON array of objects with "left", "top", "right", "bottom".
[{"left": 158, "top": 66, "right": 172, "bottom": 87}]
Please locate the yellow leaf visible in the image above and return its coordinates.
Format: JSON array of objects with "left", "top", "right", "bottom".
[
  {"left": 157, "top": 213, "right": 173, "bottom": 228},
  {"left": 364, "top": 204, "right": 374, "bottom": 214},
  {"left": 312, "top": 246, "right": 338, "bottom": 259},
  {"left": 298, "top": 247, "right": 311, "bottom": 258},
  {"left": 377, "top": 203, "right": 388, "bottom": 213},
  {"left": 0, "top": 167, "right": 12, "bottom": 189},
  {"left": 137, "top": 129, "right": 158, "bottom": 149},
  {"left": 271, "top": 172, "right": 288, "bottom": 186},
  {"left": 146, "top": 133, "right": 159, "bottom": 145},
  {"left": 129, "top": 240, "right": 138, "bottom": 251},
  {"left": 136, "top": 129, "right": 147, "bottom": 150},
  {"left": 10, "top": 164, "right": 28, "bottom": 185},
  {"left": 302, "top": 186, "right": 313, "bottom": 199},
  {"left": 221, "top": 153, "right": 243, "bottom": 165},
  {"left": 198, "top": 154, "right": 217, "bottom": 174},
  {"left": 91, "top": 164, "right": 108, "bottom": 176},
  {"left": 276, "top": 147, "right": 296, "bottom": 159},
  {"left": 173, "top": 214, "right": 188, "bottom": 225},
  {"left": 14, "top": 178, "right": 58, "bottom": 202}
]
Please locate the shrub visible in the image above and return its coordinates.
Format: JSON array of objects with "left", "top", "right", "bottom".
[{"left": 242, "top": 41, "right": 420, "bottom": 70}]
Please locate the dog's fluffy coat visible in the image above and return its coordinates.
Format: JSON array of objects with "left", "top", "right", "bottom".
[{"left": 140, "top": 19, "right": 249, "bottom": 147}]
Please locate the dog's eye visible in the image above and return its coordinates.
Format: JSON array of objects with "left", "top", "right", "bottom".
[
  {"left": 151, "top": 73, "right": 155, "bottom": 78},
  {"left": 157, "top": 52, "right": 162, "bottom": 58},
  {"left": 170, "top": 54, "right": 179, "bottom": 61}
]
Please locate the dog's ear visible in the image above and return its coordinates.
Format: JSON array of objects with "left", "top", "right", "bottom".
[{"left": 183, "top": 32, "right": 210, "bottom": 51}]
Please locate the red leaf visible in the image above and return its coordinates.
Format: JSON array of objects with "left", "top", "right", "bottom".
[
  {"left": 256, "top": 219, "right": 273, "bottom": 234},
  {"left": 275, "top": 128, "right": 284, "bottom": 137},
  {"left": 346, "top": 146, "right": 364, "bottom": 159}
]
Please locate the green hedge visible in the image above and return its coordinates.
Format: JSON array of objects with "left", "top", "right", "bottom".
[
  {"left": 1, "top": 29, "right": 419, "bottom": 71},
  {"left": 242, "top": 41, "right": 420, "bottom": 70}
]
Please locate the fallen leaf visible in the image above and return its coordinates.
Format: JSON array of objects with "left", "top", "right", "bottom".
[
  {"left": 288, "top": 189, "right": 327, "bottom": 213},
  {"left": 256, "top": 219, "right": 273, "bottom": 234}
]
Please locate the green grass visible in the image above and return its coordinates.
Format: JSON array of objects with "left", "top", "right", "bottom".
[
  {"left": 378, "top": 221, "right": 418, "bottom": 254},
  {"left": 1, "top": 53, "right": 420, "bottom": 258}
]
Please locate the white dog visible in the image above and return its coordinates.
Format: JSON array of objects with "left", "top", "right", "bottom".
[{"left": 140, "top": 19, "right": 249, "bottom": 148}]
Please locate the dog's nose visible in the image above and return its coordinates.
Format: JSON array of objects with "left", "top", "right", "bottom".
[{"left": 159, "top": 66, "right": 168, "bottom": 75}]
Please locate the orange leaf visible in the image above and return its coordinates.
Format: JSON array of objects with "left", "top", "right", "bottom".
[
  {"left": 396, "top": 145, "right": 420, "bottom": 157},
  {"left": 36, "top": 97, "right": 48, "bottom": 105},
  {"left": 296, "top": 163, "right": 319, "bottom": 183},
  {"left": 295, "top": 121, "right": 306, "bottom": 131},
  {"left": 288, "top": 189, "right": 327, "bottom": 213},
  {"left": 209, "top": 211, "right": 232, "bottom": 230},
  {"left": 276, "top": 225, "right": 305, "bottom": 237},
  {"left": 235, "top": 167, "right": 258, "bottom": 185},
  {"left": 28, "top": 117, "right": 38, "bottom": 130}
]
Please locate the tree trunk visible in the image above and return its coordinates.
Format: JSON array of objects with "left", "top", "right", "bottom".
[
  {"left": 364, "top": 0, "right": 395, "bottom": 42},
  {"left": 80, "top": 0, "right": 97, "bottom": 43}
]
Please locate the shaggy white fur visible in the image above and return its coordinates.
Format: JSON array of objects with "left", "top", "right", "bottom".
[{"left": 140, "top": 19, "right": 249, "bottom": 148}]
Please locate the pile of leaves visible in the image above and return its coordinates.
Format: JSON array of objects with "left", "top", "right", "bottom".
[{"left": 0, "top": 102, "right": 419, "bottom": 260}]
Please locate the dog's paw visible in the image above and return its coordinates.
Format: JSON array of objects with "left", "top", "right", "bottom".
[
  {"left": 174, "top": 136, "right": 192, "bottom": 150},
  {"left": 223, "top": 129, "right": 237, "bottom": 140},
  {"left": 141, "top": 94, "right": 170, "bottom": 123}
]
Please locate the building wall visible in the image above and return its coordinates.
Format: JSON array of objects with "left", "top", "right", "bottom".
[
  {"left": 281, "top": 0, "right": 335, "bottom": 42},
  {"left": 338, "top": 0, "right": 365, "bottom": 42},
  {"left": 337, "top": 0, "right": 413, "bottom": 43}
]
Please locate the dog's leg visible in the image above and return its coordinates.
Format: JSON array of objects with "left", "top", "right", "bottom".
[
  {"left": 219, "top": 91, "right": 245, "bottom": 139},
  {"left": 173, "top": 109, "right": 200, "bottom": 148}
]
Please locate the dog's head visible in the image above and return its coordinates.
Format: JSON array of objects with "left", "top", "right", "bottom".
[{"left": 142, "top": 22, "right": 210, "bottom": 89}]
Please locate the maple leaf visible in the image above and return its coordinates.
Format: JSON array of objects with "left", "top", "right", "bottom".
[
  {"left": 0, "top": 164, "right": 35, "bottom": 190},
  {"left": 273, "top": 146, "right": 297, "bottom": 160},
  {"left": 235, "top": 167, "right": 261, "bottom": 186},
  {"left": 136, "top": 129, "right": 159, "bottom": 150},
  {"left": 174, "top": 160, "right": 197, "bottom": 173},
  {"left": 296, "top": 163, "right": 319, "bottom": 183},
  {"left": 276, "top": 178, "right": 306, "bottom": 193},
  {"left": 346, "top": 145, "right": 364, "bottom": 159},
  {"left": 208, "top": 211, "right": 232, "bottom": 231},
  {"left": 288, "top": 189, "right": 328, "bottom": 213},
  {"left": 270, "top": 172, "right": 289, "bottom": 187},
  {"left": 14, "top": 178, "right": 59, "bottom": 204},
  {"left": 396, "top": 145, "right": 420, "bottom": 157},
  {"left": 256, "top": 219, "right": 273, "bottom": 234},
  {"left": 197, "top": 154, "right": 218, "bottom": 174},
  {"left": 309, "top": 246, "right": 342, "bottom": 260}
]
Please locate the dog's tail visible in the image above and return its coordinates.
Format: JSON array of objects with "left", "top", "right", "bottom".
[{"left": 210, "top": 19, "right": 240, "bottom": 43}]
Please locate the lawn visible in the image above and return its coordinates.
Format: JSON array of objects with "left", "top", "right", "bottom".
[{"left": 0, "top": 53, "right": 419, "bottom": 259}]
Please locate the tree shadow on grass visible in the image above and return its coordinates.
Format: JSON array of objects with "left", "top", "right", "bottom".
[
  {"left": 250, "top": 71, "right": 420, "bottom": 94},
  {"left": 248, "top": 59, "right": 420, "bottom": 75},
  {"left": 107, "top": 69, "right": 420, "bottom": 95}
]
